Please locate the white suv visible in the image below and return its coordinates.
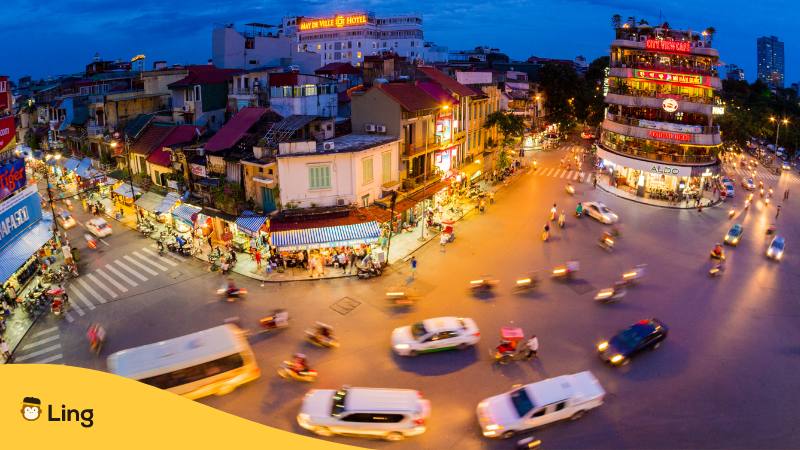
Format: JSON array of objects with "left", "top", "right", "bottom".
[
  {"left": 392, "top": 316, "right": 480, "bottom": 356},
  {"left": 298, "top": 387, "right": 431, "bottom": 441}
]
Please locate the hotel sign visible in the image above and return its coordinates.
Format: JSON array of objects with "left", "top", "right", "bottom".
[
  {"left": 635, "top": 70, "right": 703, "bottom": 85},
  {"left": 648, "top": 130, "right": 692, "bottom": 142},
  {"left": 299, "top": 14, "right": 368, "bottom": 31},
  {"left": 645, "top": 39, "right": 691, "bottom": 53}
]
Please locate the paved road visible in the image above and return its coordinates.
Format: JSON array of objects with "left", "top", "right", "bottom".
[{"left": 16, "top": 143, "right": 800, "bottom": 449}]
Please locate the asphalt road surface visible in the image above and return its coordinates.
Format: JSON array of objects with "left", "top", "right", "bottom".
[{"left": 17, "top": 143, "right": 800, "bottom": 449}]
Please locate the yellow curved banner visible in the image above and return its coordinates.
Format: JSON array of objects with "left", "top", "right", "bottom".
[{"left": 0, "top": 364, "right": 364, "bottom": 449}]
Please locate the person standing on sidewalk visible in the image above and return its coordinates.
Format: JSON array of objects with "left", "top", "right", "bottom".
[
  {"left": 1, "top": 339, "right": 11, "bottom": 362},
  {"left": 338, "top": 252, "right": 347, "bottom": 274},
  {"left": 776, "top": 205, "right": 781, "bottom": 219},
  {"left": 410, "top": 256, "right": 417, "bottom": 279},
  {"left": 254, "top": 248, "right": 262, "bottom": 270}
]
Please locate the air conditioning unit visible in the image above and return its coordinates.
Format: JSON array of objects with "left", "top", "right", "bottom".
[
  {"left": 336, "top": 198, "right": 346, "bottom": 206},
  {"left": 365, "top": 123, "right": 376, "bottom": 133},
  {"left": 376, "top": 125, "right": 387, "bottom": 133},
  {"left": 323, "top": 141, "right": 335, "bottom": 151}
]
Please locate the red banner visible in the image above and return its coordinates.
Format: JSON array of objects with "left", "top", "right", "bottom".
[
  {"left": 0, "top": 116, "right": 15, "bottom": 152},
  {"left": 645, "top": 39, "right": 691, "bottom": 54},
  {"left": 635, "top": 70, "right": 703, "bottom": 85},
  {"left": 648, "top": 130, "right": 691, "bottom": 142},
  {"left": 0, "top": 76, "right": 8, "bottom": 112}
]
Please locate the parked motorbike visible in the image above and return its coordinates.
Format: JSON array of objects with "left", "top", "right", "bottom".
[
  {"left": 357, "top": 263, "right": 383, "bottom": 279},
  {"left": 277, "top": 361, "right": 317, "bottom": 382}
]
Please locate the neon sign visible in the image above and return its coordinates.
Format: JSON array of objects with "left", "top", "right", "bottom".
[
  {"left": 645, "top": 39, "right": 691, "bottom": 53},
  {"left": 635, "top": 70, "right": 703, "bottom": 85},
  {"left": 299, "top": 14, "right": 368, "bottom": 31},
  {"left": 648, "top": 130, "right": 691, "bottom": 142}
]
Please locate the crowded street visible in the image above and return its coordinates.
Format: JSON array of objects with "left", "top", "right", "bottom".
[{"left": 14, "top": 140, "right": 800, "bottom": 449}]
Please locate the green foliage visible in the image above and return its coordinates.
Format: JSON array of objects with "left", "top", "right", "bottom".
[
  {"left": 538, "top": 56, "right": 609, "bottom": 128},
  {"left": 25, "top": 129, "right": 40, "bottom": 150},
  {"left": 497, "top": 149, "right": 511, "bottom": 171},
  {"left": 484, "top": 112, "right": 525, "bottom": 146}
]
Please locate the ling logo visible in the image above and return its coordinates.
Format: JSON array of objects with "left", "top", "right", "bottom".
[{"left": 22, "top": 397, "right": 42, "bottom": 421}]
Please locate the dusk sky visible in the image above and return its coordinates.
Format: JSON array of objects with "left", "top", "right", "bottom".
[{"left": 2, "top": 0, "right": 797, "bottom": 84}]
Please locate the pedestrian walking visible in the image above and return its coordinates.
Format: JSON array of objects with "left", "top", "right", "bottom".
[
  {"left": 337, "top": 252, "right": 347, "bottom": 274},
  {"left": 254, "top": 249, "right": 262, "bottom": 270},
  {"left": 410, "top": 256, "right": 417, "bottom": 279},
  {"left": 524, "top": 335, "right": 539, "bottom": 359},
  {"left": 439, "top": 233, "right": 447, "bottom": 252},
  {"left": 776, "top": 205, "right": 781, "bottom": 218},
  {"left": 784, "top": 189, "right": 790, "bottom": 201}
]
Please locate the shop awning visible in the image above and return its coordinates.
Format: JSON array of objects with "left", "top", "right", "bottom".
[
  {"left": 63, "top": 157, "right": 81, "bottom": 172},
  {"left": 134, "top": 191, "right": 165, "bottom": 213},
  {"left": 104, "top": 177, "right": 118, "bottom": 186},
  {"left": 172, "top": 203, "right": 202, "bottom": 226},
  {"left": 0, "top": 216, "right": 54, "bottom": 284},
  {"left": 156, "top": 193, "right": 181, "bottom": 214},
  {"left": 113, "top": 183, "right": 142, "bottom": 199},
  {"left": 235, "top": 211, "right": 267, "bottom": 237},
  {"left": 270, "top": 221, "right": 380, "bottom": 251},
  {"left": 75, "top": 158, "right": 93, "bottom": 178}
]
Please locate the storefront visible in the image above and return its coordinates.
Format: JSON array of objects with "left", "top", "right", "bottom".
[
  {"left": 171, "top": 203, "right": 202, "bottom": 236},
  {"left": 155, "top": 193, "right": 181, "bottom": 224},
  {"left": 234, "top": 211, "right": 268, "bottom": 252},
  {"left": 270, "top": 221, "right": 382, "bottom": 266},
  {"left": 597, "top": 146, "right": 720, "bottom": 202},
  {"left": 134, "top": 191, "right": 166, "bottom": 222},
  {"left": 112, "top": 183, "right": 142, "bottom": 206}
]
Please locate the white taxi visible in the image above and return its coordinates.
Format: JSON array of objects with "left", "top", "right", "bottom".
[
  {"left": 392, "top": 316, "right": 480, "bottom": 356},
  {"left": 86, "top": 218, "right": 112, "bottom": 237}
]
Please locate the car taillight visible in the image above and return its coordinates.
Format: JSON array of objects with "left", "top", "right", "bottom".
[
  {"left": 417, "top": 391, "right": 424, "bottom": 398},
  {"left": 413, "top": 418, "right": 425, "bottom": 426},
  {"left": 474, "top": 331, "right": 480, "bottom": 337}
]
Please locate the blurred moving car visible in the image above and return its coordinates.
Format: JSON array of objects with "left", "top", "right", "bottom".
[
  {"left": 583, "top": 202, "right": 619, "bottom": 224},
  {"left": 86, "top": 218, "right": 112, "bottom": 237},
  {"left": 392, "top": 316, "right": 480, "bottom": 356},
  {"left": 724, "top": 223, "right": 744, "bottom": 246},
  {"left": 597, "top": 319, "right": 668, "bottom": 366},
  {"left": 766, "top": 236, "right": 785, "bottom": 261},
  {"left": 57, "top": 210, "right": 77, "bottom": 229},
  {"left": 741, "top": 178, "right": 755, "bottom": 190},
  {"left": 297, "top": 387, "right": 431, "bottom": 441},
  {"left": 476, "top": 371, "right": 605, "bottom": 439}
]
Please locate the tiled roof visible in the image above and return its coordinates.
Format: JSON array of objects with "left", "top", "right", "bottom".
[
  {"left": 146, "top": 125, "right": 202, "bottom": 167},
  {"left": 268, "top": 72, "right": 298, "bottom": 87},
  {"left": 130, "top": 125, "right": 173, "bottom": 155},
  {"left": 417, "top": 81, "right": 459, "bottom": 107},
  {"left": 167, "top": 65, "right": 242, "bottom": 88},
  {"left": 375, "top": 83, "right": 440, "bottom": 112},
  {"left": 205, "top": 107, "right": 268, "bottom": 153},
  {"left": 417, "top": 66, "right": 479, "bottom": 97},
  {"left": 315, "top": 62, "right": 362, "bottom": 76}
]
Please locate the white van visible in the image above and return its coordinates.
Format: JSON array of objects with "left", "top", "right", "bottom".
[
  {"left": 297, "top": 387, "right": 431, "bottom": 441},
  {"left": 477, "top": 371, "right": 605, "bottom": 439}
]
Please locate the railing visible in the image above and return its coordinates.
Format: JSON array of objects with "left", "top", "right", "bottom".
[
  {"left": 600, "top": 139, "right": 717, "bottom": 164},
  {"left": 606, "top": 87, "right": 718, "bottom": 105},
  {"left": 605, "top": 113, "right": 719, "bottom": 134},
  {"left": 86, "top": 124, "right": 105, "bottom": 137},
  {"left": 611, "top": 61, "right": 718, "bottom": 77},
  {"left": 400, "top": 172, "right": 443, "bottom": 192}
]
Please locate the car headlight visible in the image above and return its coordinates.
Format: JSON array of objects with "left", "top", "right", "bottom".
[
  {"left": 485, "top": 424, "right": 503, "bottom": 431},
  {"left": 297, "top": 413, "right": 311, "bottom": 427},
  {"left": 597, "top": 341, "right": 609, "bottom": 351},
  {"left": 610, "top": 354, "right": 625, "bottom": 364},
  {"left": 394, "top": 344, "right": 410, "bottom": 350},
  {"left": 767, "top": 248, "right": 774, "bottom": 256}
]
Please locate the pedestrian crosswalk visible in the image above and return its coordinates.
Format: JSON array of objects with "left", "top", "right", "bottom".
[
  {"left": 726, "top": 165, "right": 800, "bottom": 183},
  {"left": 62, "top": 245, "right": 181, "bottom": 323},
  {"left": 13, "top": 326, "right": 62, "bottom": 364},
  {"left": 533, "top": 167, "right": 596, "bottom": 183}
]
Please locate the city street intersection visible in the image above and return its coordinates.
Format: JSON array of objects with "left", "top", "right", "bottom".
[{"left": 17, "top": 142, "right": 800, "bottom": 449}]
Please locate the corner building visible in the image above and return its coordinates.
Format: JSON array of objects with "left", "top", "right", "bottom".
[{"left": 598, "top": 24, "right": 723, "bottom": 204}]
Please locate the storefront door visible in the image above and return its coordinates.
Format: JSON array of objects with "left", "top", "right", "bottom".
[{"left": 261, "top": 187, "right": 276, "bottom": 214}]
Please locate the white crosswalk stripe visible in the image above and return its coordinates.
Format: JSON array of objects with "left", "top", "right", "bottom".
[
  {"left": 123, "top": 255, "right": 159, "bottom": 276},
  {"left": 34, "top": 354, "right": 64, "bottom": 364},
  {"left": 141, "top": 247, "right": 179, "bottom": 266},
  {"left": 114, "top": 260, "right": 149, "bottom": 281},
  {"left": 85, "top": 273, "right": 118, "bottom": 299},
  {"left": 15, "top": 344, "right": 61, "bottom": 362},
  {"left": 132, "top": 251, "right": 168, "bottom": 271},
  {"left": 95, "top": 268, "right": 129, "bottom": 293},
  {"left": 30, "top": 326, "right": 58, "bottom": 339},
  {"left": 20, "top": 334, "right": 59, "bottom": 350},
  {"left": 105, "top": 263, "right": 139, "bottom": 287},
  {"left": 14, "top": 326, "right": 63, "bottom": 363},
  {"left": 65, "top": 312, "right": 75, "bottom": 322},
  {"left": 69, "top": 285, "right": 97, "bottom": 309},
  {"left": 76, "top": 278, "right": 107, "bottom": 304}
]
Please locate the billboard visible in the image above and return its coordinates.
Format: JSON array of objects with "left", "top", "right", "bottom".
[
  {"left": 0, "top": 76, "right": 9, "bottom": 111},
  {"left": 0, "top": 116, "right": 15, "bottom": 152},
  {"left": 0, "top": 157, "right": 27, "bottom": 201},
  {"left": 0, "top": 184, "right": 43, "bottom": 252}
]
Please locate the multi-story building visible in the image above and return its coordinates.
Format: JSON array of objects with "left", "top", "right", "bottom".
[
  {"left": 212, "top": 23, "right": 321, "bottom": 72},
  {"left": 268, "top": 72, "right": 338, "bottom": 118},
  {"left": 757, "top": 36, "right": 785, "bottom": 89},
  {"left": 725, "top": 64, "right": 745, "bottom": 81},
  {"left": 168, "top": 65, "right": 242, "bottom": 131},
  {"left": 599, "top": 23, "right": 723, "bottom": 205}
]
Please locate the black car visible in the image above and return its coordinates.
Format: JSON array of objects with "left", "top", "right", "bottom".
[{"left": 597, "top": 319, "right": 668, "bottom": 366}]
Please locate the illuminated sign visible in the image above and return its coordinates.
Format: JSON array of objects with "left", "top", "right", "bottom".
[
  {"left": 0, "top": 158, "right": 27, "bottom": 202},
  {"left": 299, "top": 14, "right": 368, "bottom": 31},
  {"left": 645, "top": 39, "right": 691, "bottom": 53},
  {"left": 712, "top": 106, "right": 725, "bottom": 115},
  {"left": 662, "top": 98, "right": 679, "bottom": 113},
  {"left": 0, "top": 116, "right": 15, "bottom": 152},
  {"left": 635, "top": 70, "right": 703, "bottom": 85},
  {"left": 648, "top": 130, "right": 692, "bottom": 142}
]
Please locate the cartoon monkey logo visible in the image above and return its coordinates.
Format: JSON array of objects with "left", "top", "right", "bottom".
[{"left": 21, "top": 397, "right": 42, "bottom": 421}]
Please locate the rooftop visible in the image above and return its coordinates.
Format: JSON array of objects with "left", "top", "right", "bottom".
[
  {"left": 205, "top": 107, "right": 269, "bottom": 153},
  {"left": 417, "top": 66, "right": 479, "bottom": 97},
  {"left": 277, "top": 134, "right": 398, "bottom": 158},
  {"left": 167, "top": 65, "right": 243, "bottom": 88},
  {"left": 375, "top": 82, "right": 441, "bottom": 112},
  {"left": 315, "top": 62, "right": 362, "bottom": 76}
]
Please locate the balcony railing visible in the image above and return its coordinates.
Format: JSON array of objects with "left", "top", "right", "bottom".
[
  {"left": 611, "top": 61, "right": 718, "bottom": 77},
  {"left": 607, "top": 87, "right": 718, "bottom": 105},
  {"left": 600, "top": 139, "right": 717, "bottom": 165},
  {"left": 605, "top": 113, "right": 719, "bottom": 134}
]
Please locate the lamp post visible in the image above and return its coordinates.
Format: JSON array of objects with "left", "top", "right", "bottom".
[
  {"left": 769, "top": 117, "right": 789, "bottom": 154},
  {"left": 43, "top": 153, "right": 62, "bottom": 243},
  {"left": 111, "top": 136, "right": 140, "bottom": 225}
]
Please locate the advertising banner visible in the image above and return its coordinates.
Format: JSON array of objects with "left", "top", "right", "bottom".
[
  {"left": 0, "top": 77, "right": 9, "bottom": 111},
  {"left": 0, "top": 157, "right": 27, "bottom": 201},
  {"left": 597, "top": 147, "right": 693, "bottom": 177},
  {"left": 0, "top": 185, "right": 43, "bottom": 252},
  {"left": 0, "top": 116, "right": 15, "bottom": 152}
]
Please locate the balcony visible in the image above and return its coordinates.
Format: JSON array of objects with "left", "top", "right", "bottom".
[
  {"left": 602, "top": 118, "right": 721, "bottom": 147},
  {"left": 86, "top": 123, "right": 105, "bottom": 137},
  {"left": 610, "top": 38, "right": 719, "bottom": 57},
  {"left": 402, "top": 133, "right": 466, "bottom": 159},
  {"left": 605, "top": 91, "right": 717, "bottom": 115},
  {"left": 605, "top": 113, "right": 719, "bottom": 134},
  {"left": 610, "top": 62, "right": 719, "bottom": 78},
  {"left": 599, "top": 137, "right": 718, "bottom": 165},
  {"left": 609, "top": 67, "right": 721, "bottom": 89}
]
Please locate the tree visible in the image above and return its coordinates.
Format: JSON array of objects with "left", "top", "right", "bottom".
[
  {"left": 484, "top": 112, "right": 525, "bottom": 145},
  {"left": 538, "top": 62, "right": 584, "bottom": 129},
  {"left": 25, "top": 129, "right": 40, "bottom": 150}
]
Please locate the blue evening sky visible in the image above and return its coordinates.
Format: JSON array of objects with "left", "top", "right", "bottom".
[{"left": 1, "top": 0, "right": 796, "bottom": 84}]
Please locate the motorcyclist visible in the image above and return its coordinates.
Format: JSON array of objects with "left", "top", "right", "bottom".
[
  {"left": 496, "top": 340, "right": 516, "bottom": 356},
  {"left": 273, "top": 309, "right": 289, "bottom": 327},
  {"left": 549, "top": 203, "right": 557, "bottom": 221},
  {"left": 575, "top": 202, "right": 583, "bottom": 217},
  {"left": 226, "top": 278, "right": 238, "bottom": 296},
  {"left": 600, "top": 231, "right": 614, "bottom": 248},
  {"left": 712, "top": 243, "right": 723, "bottom": 257},
  {"left": 542, "top": 223, "right": 550, "bottom": 241},
  {"left": 566, "top": 260, "right": 580, "bottom": 274},
  {"left": 566, "top": 183, "right": 574, "bottom": 194},
  {"left": 290, "top": 353, "right": 310, "bottom": 374},
  {"left": 558, "top": 211, "right": 566, "bottom": 227},
  {"left": 315, "top": 323, "right": 334, "bottom": 341}
]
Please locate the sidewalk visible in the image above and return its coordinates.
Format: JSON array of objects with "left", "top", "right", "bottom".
[{"left": 596, "top": 172, "right": 721, "bottom": 209}]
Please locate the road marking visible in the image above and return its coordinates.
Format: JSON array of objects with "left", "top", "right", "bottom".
[
  {"left": 31, "top": 326, "right": 59, "bottom": 338},
  {"left": 95, "top": 268, "right": 128, "bottom": 293},
  {"left": 21, "top": 334, "right": 60, "bottom": 350},
  {"left": 65, "top": 312, "right": 74, "bottom": 322},
  {"left": 132, "top": 251, "right": 168, "bottom": 271},
  {"left": 105, "top": 263, "right": 138, "bottom": 287},
  {"left": 85, "top": 273, "right": 117, "bottom": 299},
  {"left": 70, "top": 284, "right": 97, "bottom": 309},
  {"left": 141, "top": 247, "right": 178, "bottom": 266},
  {"left": 100, "top": 238, "right": 110, "bottom": 246},
  {"left": 543, "top": 168, "right": 554, "bottom": 177},
  {"left": 123, "top": 255, "right": 159, "bottom": 276},
  {"left": 114, "top": 260, "right": 149, "bottom": 281},
  {"left": 35, "top": 354, "right": 64, "bottom": 364},
  {"left": 15, "top": 344, "right": 62, "bottom": 362}
]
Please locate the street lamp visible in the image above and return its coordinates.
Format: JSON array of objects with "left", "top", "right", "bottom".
[
  {"left": 769, "top": 116, "right": 789, "bottom": 153},
  {"left": 43, "top": 153, "right": 63, "bottom": 243},
  {"left": 111, "top": 137, "right": 140, "bottom": 225}
]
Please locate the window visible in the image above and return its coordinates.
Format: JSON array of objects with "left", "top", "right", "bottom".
[
  {"left": 555, "top": 402, "right": 566, "bottom": 411},
  {"left": 532, "top": 409, "right": 546, "bottom": 418},
  {"left": 382, "top": 151, "right": 392, "bottom": 183},
  {"left": 357, "top": 51, "right": 362, "bottom": 59},
  {"left": 140, "top": 353, "right": 244, "bottom": 390},
  {"left": 362, "top": 156, "right": 374, "bottom": 184},
  {"left": 361, "top": 194, "right": 370, "bottom": 207},
  {"left": 185, "top": 88, "right": 193, "bottom": 102},
  {"left": 308, "top": 165, "right": 331, "bottom": 190},
  {"left": 248, "top": 60, "right": 258, "bottom": 65},
  {"left": 193, "top": 85, "right": 201, "bottom": 102}
]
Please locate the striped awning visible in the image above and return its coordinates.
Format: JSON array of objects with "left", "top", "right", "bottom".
[
  {"left": 235, "top": 211, "right": 267, "bottom": 237},
  {"left": 270, "top": 221, "right": 380, "bottom": 251},
  {"left": 113, "top": 183, "right": 142, "bottom": 199},
  {"left": 172, "top": 203, "right": 202, "bottom": 226},
  {"left": 0, "top": 216, "right": 54, "bottom": 284},
  {"left": 156, "top": 193, "right": 181, "bottom": 214},
  {"left": 63, "top": 157, "right": 81, "bottom": 171},
  {"left": 75, "top": 158, "right": 94, "bottom": 178}
]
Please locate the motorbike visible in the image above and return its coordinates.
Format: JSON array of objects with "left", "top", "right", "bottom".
[
  {"left": 386, "top": 290, "right": 416, "bottom": 306},
  {"left": 470, "top": 278, "right": 498, "bottom": 292},
  {"left": 728, "top": 209, "right": 735, "bottom": 219},
  {"left": 557, "top": 214, "right": 565, "bottom": 228},
  {"left": 216, "top": 287, "right": 248, "bottom": 302},
  {"left": 620, "top": 265, "right": 646, "bottom": 285},
  {"left": 709, "top": 263, "right": 724, "bottom": 277},
  {"left": 514, "top": 274, "right": 538, "bottom": 291},
  {"left": 594, "top": 284, "right": 626, "bottom": 303},
  {"left": 305, "top": 329, "right": 340, "bottom": 349},
  {"left": 710, "top": 249, "right": 726, "bottom": 260},
  {"left": 598, "top": 236, "right": 615, "bottom": 252},
  {"left": 565, "top": 184, "right": 575, "bottom": 195},
  {"left": 552, "top": 261, "right": 579, "bottom": 280},
  {"left": 541, "top": 230, "right": 549, "bottom": 241},
  {"left": 277, "top": 361, "right": 317, "bottom": 382},
  {"left": 258, "top": 310, "right": 290, "bottom": 332},
  {"left": 491, "top": 348, "right": 533, "bottom": 365},
  {"left": 357, "top": 263, "right": 383, "bottom": 279}
]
